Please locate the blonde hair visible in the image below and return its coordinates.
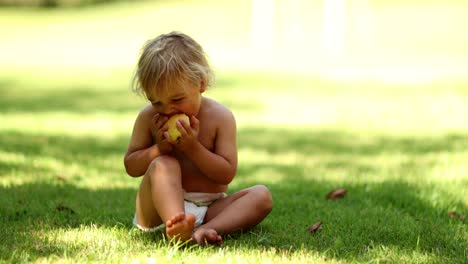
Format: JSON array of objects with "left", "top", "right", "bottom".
[{"left": 132, "top": 32, "right": 214, "bottom": 98}]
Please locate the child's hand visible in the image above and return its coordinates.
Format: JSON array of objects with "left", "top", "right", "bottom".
[
  {"left": 151, "top": 114, "right": 173, "bottom": 154},
  {"left": 166, "top": 115, "right": 200, "bottom": 152}
]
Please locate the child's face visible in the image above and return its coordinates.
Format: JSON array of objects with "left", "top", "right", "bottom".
[{"left": 147, "top": 79, "right": 206, "bottom": 117}]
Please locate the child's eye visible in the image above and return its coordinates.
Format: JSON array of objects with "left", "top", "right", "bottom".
[
  {"left": 151, "top": 102, "right": 162, "bottom": 108},
  {"left": 172, "top": 98, "right": 184, "bottom": 102}
]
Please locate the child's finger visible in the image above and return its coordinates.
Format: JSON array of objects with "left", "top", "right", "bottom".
[
  {"left": 151, "top": 114, "right": 158, "bottom": 128},
  {"left": 176, "top": 120, "right": 189, "bottom": 136},
  {"left": 152, "top": 114, "right": 161, "bottom": 127},
  {"left": 179, "top": 119, "right": 192, "bottom": 132},
  {"left": 154, "top": 115, "right": 167, "bottom": 130},
  {"left": 190, "top": 116, "right": 200, "bottom": 131},
  {"left": 163, "top": 131, "right": 173, "bottom": 143}
]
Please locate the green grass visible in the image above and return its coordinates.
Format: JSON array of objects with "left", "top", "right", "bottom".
[
  {"left": 1, "top": 0, "right": 467, "bottom": 263},
  {"left": 1, "top": 71, "right": 467, "bottom": 263}
]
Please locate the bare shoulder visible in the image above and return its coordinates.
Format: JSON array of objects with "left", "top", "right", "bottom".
[
  {"left": 200, "top": 97, "right": 235, "bottom": 125},
  {"left": 136, "top": 104, "right": 157, "bottom": 122}
]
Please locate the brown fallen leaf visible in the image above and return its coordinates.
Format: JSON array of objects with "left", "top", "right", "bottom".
[
  {"left": 448, "top": 211, "right": 458, "bottom": 218},
  {"left": 56, "top": 204, "right": 75, "bottom": 214},
  {"left": 448, "top": 211, "right": 466, "bottom": 221},
  {"left": 326, "top": 188, "right": 347, "bottom": 199},
  {"left": 308, "top": 221, "right": 323, "bottom": 233},
  {"left": 56, "top": 175, "right": 66, "bottom": 182}
]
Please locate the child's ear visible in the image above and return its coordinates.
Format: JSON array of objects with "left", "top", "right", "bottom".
[{"left": 199, "top": 80, "right": 207, "bottom": 93}]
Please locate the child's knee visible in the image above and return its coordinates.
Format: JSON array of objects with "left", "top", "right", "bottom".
[
  {"left": 146, "top": 155, "right": 180, "bottom": 178},
  {"left": 252, "top": 185, "right": 273, "bottom": 214}
]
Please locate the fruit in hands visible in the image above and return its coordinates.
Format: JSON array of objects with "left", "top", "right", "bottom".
[{"left": 167, "top": 114, "right": 190, "bottom": 142}]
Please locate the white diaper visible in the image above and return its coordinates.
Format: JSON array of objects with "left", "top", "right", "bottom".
[{"left": 133, "top": 192, "right": 226, "bottom": 232}]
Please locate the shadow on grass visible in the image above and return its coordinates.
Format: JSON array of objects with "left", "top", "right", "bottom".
[
  {"left": 0, "top": 80, "right": 140, "bottom": 114},
  {"left": 231, "top": 128, "right": 467, "bottom": 262},
  {"left": 235, "top": 168, "right": 466, "bottom": 262},
  {"left": 0, "top": 130, "right": 164, "bottom": 261},
  {"left": 0, "top": 131, "right": 127, "bottom": 175},
  {"left": 239, "top": 127, "right": 468, "bottom": 156},
  {"left": 0, "top": 77, "right": 264, "bottom": 114},
  {"left": 0, "top": 182, "right": 164, "bottom": 261},
  {"left": 1, "top": 128, "right": 467, "bottom": 262}
]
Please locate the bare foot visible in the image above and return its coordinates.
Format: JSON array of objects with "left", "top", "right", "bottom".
[
  {"left": 166, "top": 212, "right": 195, "bottom": 242},
  {"left": 192, "top": 227, "right": 223, "bottom": 246}
]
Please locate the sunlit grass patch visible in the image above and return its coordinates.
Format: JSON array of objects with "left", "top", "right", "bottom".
[
  {"left": 0, "top": 112, "right": 134, "bottom": 137},
  {"left": 1, "top": 1, "right": 468, "bottom": 261},
  {"left": 362, "top": 244, "right": 440, "bottom": 264},
  {"left": 2, "top": 70, "right": 468, "bottom": 262}
]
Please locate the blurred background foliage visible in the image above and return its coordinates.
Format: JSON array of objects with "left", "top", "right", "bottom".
[
  {"left": 1, "top": 0, "right": 467, "bottom": 135},
  {"left": 0, "top": 0, "right": 143, "bottom": 8},
  {"left": 1, "top": 0, "right": 466, "bottom": 83}
]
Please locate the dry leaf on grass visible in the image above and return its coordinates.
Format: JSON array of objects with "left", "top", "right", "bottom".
[
  {"left": 448, "top": 211, "right": 458, "bottom": 218},
  {"left": 56, "top": 204, "right": 75, "bottom": 214},
  {"left": 448, "top": 211, "right": 466, "bottom": 221},
  {"left": 308, "top": 221, "right": 323, "bottom": 233},
  {"left": 326, "top": 188, "right": 347, "bottom": 199},
  {"left": 56, "top": 175, "right": 67, "bottom": 182}
]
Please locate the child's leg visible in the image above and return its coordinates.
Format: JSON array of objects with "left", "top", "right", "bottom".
[
  {"left": 135, "top": 156, "right": 195, "bottom": 241},
  {"left": 192, "top": 185, "right": 272, "bottom": 245}
]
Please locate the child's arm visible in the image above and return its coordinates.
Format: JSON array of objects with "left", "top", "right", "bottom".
[
  {"left": 175, "top": 109, "right": 238, "bottom": 184},
  {"left": 124, "top": 108, "right": 172, "bottom": 177}
]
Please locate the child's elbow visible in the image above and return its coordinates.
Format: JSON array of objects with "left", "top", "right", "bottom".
[
  {"left": 124, "top": 156, "right": 141, "bottom": 177},
  {"left": 125, "top": 166, "right": 138, "bottom": 177},
  {"left": 222, "top": 167, "right": 237, "bottom": 184}
]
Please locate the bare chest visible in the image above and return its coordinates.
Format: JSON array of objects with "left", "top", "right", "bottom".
[
  {"left": 197, "top": 121, "right": 216, "bottom": 151},
  {"left": 175, "top": 120, "right": 224, "bottom": 192}
]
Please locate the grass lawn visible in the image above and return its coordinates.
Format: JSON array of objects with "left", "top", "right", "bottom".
[
  {"left": 1, "top": 70, "right": 467, "bottom": 263},
  {"left": 1, "top": 1, "right": 467, "bottom": 263}
]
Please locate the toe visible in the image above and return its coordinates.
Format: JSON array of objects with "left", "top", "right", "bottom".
[
  {"left": 186, "top": 214, "right": 196, "bottom": 224},
  {"left": 206, "top": 230, "right": 217, "bottom": 240},
  {"left": 176, "top": 212, "right": 185, "bottom": 221}
]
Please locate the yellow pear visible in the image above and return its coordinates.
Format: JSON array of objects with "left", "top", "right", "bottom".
[{"left": 166, "top": 114, "right": 190, "bottom": 142}]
